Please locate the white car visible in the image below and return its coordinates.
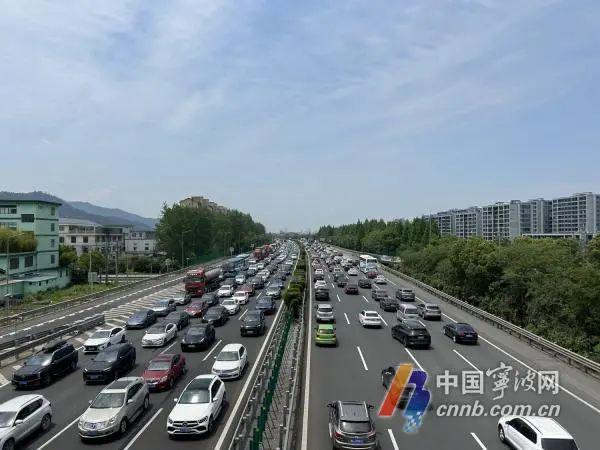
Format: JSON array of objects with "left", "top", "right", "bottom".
[
  {"left": 167, "top": 374, "right": 225, "bottom": 436},
  {"left": 358, "top": 311, "right": 383, "bottom": 328},
  {"left": 0, "top": 395, "right": 52, "bottom": 449},
  {"left": 314, "top": 280, "right": 327, "bottom": 290},
  {"left": 234, "top": 274, "right": 245, "bottom": 285},
  {"left": 220, "top": 298, "right": 240, "bottom": 315},
  {"left": 348, "top": 268, "right": 358, "bottom": 276},
  {"left": 84, "top": 327, "right": 126, "bottom": 353},
  {"left": 171, "top": 292, "right": 189, "bottom": 305},
  {"left": 232, "top": 291, "right": 249, "bottom": 305},
  {"left": 211, "top": 343, "right": 248, "bottom": 379},
  {"left": 374, "top": 275, "right": 387, "bottom": 285},
  {"left": 498, "top": 416, "right": 578, "bottom": 450},
  {"left": 217, "top": 284, "right": 234, "bottom": 298},
  {"left": 141, "top": 323, "right": 177, "bottom": 347}
]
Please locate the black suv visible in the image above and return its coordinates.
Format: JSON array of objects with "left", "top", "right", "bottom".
[
  {"left": 250, "top": 277, "right": 264, "bottom": 289},
  {"left": 13, "top": 340, "right": 78, "bottom": 388},
  {"left": 82, "top": 343, "right": 136, "bottom": 383},
  {"left": 395, "top": 288, "right": 415, "bottom": 302},
  {"left": 256, "top": 297, "right": 277, "bottom": 315},
  {"left": 391, "top": 320, "right": 431, "bottom": 348},
  {"left": 327, "top": 400, "right": 379, "bottom": 449},
  {"left": 201, "top": 292, "right": 219, "bottom": 307},
  {"left": 163, "top": 311, "right": 190, "bottom": 330},
  {"left": 181, "top": 323, "right": 216, "bottom": 351},
  {"left": 241, "top": 310, "right": 266, "bottom": 336},
  {"left": 126, "top": 309, "right": 157, "bottom": 329},
  {"left": 202, "top": 306, "right": 229, "bottom": 326},
  {"left": 315, "top": 287, "right": 330, "bottom": 301},
  {"left": 358, "top": 278, "right": 372, "bottom": 289},
  {"left": 371, "top": 288, "right": 388, "bottom": 302},
  {"left": 379, "top": 296, "right": 398, "bottom": 312}
]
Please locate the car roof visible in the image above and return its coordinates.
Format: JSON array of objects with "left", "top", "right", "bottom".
[
  {"left": 338, "top": 401, "right": 369, "bottom": 421},
  {"left": 221, "top": 343, "right": 244, "bottom": 352},
  {"left": 105, "top": 377, "right": 142, "bottom": 391},
  {"left": 521, "top": 417, "right": 573, "bottom": 438},
  {"left": 150, "top": 353, "right": 175, "bottom": 362},
  {"left": 402, "top": 319, "right": 425, "bottom": 329},
  {"left": 186, "top": 375, "right": 216, "bottom": 390},
  {"left": 318, "top": 323, "right": 334, "bottom": 329},
  {"left": 0, "top": 395, "right": 43, "bottom": 411},
  {"left": 317, "top": 303, "right": 333, "bottom": 308}
]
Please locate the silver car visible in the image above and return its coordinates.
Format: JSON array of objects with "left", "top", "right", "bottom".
[
  {"left": 0, "top": 395, "right": 52, "bottom": 450},
  {"left": 417, "top": 302, "right": 442, "bottom": 320},
  {"left": 78, "top": 377, "right": 149, "bottom": 440},
  {"left": 315, "top": 304, "right": 335, "bottom": 323}
]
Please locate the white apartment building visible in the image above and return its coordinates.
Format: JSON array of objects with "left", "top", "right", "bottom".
[
  {"left": 551, "top": 192, "right": 598, "bottom": 237},
  {"left": 453, "top": 207, "right": 482, "bottom": 238}
]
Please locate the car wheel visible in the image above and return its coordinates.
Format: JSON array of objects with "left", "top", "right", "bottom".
[
  {"left": 41, "top": 413, "right": 52, "bottom": 431},
  {"left": 2, "top": 439, "right": 15, "bottom": 450},
  {"left": 169, "top": 378, "right": 174, "bottom": 389},
  {"left": 498, "top": 425, "right": 506, "bottom": 443},
  {"left": 70, "top": 360, "right": 77, "bottom": 371},
  {"left": 143, "top": 395, "right": 149, "bottom": 411},
  {"left": 207, "top": 416, "right": 214, "bottom": 434},
  {"left": 42, "top": 374, "right": 51, "bottom": 387},
  {"left": 119, "top": 418, "right": 128, "bottom": 435},
  {"left": 120, "top": 336, "right": 125, "bottom": 343}
]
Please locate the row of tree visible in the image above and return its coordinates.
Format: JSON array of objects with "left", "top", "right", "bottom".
[
  {"left": 0, "top": 228, "right": 37, "bottom": 253},
  {"left": 155, "top": 203, "right": 270, "bottom": 263}
]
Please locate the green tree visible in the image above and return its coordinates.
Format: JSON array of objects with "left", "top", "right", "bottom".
[{"left": 58, "top": 244, "right": 78, "bottom": 267}]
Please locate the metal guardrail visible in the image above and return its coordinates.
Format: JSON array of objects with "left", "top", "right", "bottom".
[
  {"left": 329, "top": 244, "right": 600, "bottom": 378},
  {"left": 0, "top": 315, "right": 105, "bottom": 366}
]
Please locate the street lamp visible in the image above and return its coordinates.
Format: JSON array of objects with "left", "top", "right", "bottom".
[
  {"left": 181, "top": 230, "right": 191, "bottom": 268},
  {"left": 4, "top": 231, "right": 27, "bottom": 302}
]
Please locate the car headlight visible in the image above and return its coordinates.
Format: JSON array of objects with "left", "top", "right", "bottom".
[
  {"left": 199, "top": 416, "right": 208, "bottom": 423},
  {"left": 103, "top": 367, "right": 112, "bottom": 372},
  {"left": 107, "top": 416, "right": 117, "bottom": 426},
  {"left": 168, "top": 418, "right": 174, "bottom": 425},
  {"left": 160, "top": 376, "right": 169, "bottom": 382}
]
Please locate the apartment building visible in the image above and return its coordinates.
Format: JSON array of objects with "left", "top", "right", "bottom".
[
  {"left": 453, "top": 207, "right": 482, "bottom": 238},
  {"left": 551, "top": 192, "right": 597, "bottom": 237},
  {"left": 430, "top": 211, "right": 454, "bottom": 236},
  {"left": 123, "top": 228, "right": 156, "bottom": 255}
]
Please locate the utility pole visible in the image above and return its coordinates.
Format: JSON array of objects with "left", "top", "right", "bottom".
[
  {"left": 181, "top": 230, "right": 191, "bottom": 268},
  {"left": 89, "top": 249, "right": 93, "bottom": 294}
]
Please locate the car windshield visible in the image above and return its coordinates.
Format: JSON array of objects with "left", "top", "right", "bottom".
[
  {"left": 257, "top": 299, "right": 271, "bottom": 305},
  {"left": 0, "top": 412, "right": 16, "bottom": 428},
  {"left": 318, "top": 328, "right": 333, "bottom": 334},
  {"left": 456, "top": 324, "right": 474, "bottom": 332},
  {"left": 365, "top": 312, "right": 379, "bottom": 318},
  {"left": 246, "top": 314, "right": 261, "bottom": 321},
  {"left": 94, "top": 351, "right": 119, "bottom": 363},
  {"left": 340, "top": 420, "right": 371, "bottom": 433},
  {"left": 427, "top": 305, "right": 440, "bottom": 310},
  {"left": 541, "top": 439, "right": 578, "bottom": 450},
  {"left": 91, "top": 330, "right": 111, "bottom": 339},
  {"left": 179, "top": 388, "right": 210, "bottom": 404},
  {"left": 220, "top": 285, "right": 232, "bottom": 290},
  {"left": 217, "top": 351, "right": 239, "bottom": 361},
  {"left": 190, "top": 302, "right": 204, "bottom": 308},
  {"left": 91, "top": 392, "right": 125, "bottom": 409},
  {"left": 131, "top": 311, "right": 148, "bottom": 319},
  {"left": 404, "top": 308, "right": 418, "bottom": 314},
  {"left": 187, "top": 327, "right": 206, "bottom": 336},
  {"left": 222, "top": 299, "right": 236, "bottom": 305},
  {"left": 25, "top": 354, "right": 52, "bottom": 366},
  {"left": 155, "top": 300, "right": 169, "bottom": 306},
  {"left": 319, "top": 306, "right": 333, "bottom": 312},
  {"left": 147, "top": 361, "right": 171, "bottom": 371},
  {"left": 148, "top": 326, "right": 166, "bottom": 334}
]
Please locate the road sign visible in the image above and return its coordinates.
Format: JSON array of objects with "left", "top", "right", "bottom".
[{"left": 88, "top": 272, "right": 98, "bottom": 283}]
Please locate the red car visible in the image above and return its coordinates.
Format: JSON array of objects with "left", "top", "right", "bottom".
[
  {"left": 366, "top": 270, "right": 378, "bottom": 279},
  {"left": 240, "top": 283, "right": 255, "bottom": 297},
  {"left": 185, "top": 300, "right": 209, "bottom": 318},
  {"left": 143, "top": 353, "right": 186, "bottom": 391}
]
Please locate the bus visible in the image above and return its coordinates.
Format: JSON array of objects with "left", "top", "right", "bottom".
[{"left": 359, "top": 254, "right": 378, "bottom": 273}]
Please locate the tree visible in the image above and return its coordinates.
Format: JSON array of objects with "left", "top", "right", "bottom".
[{"left": 59, "top": 245, "right": 77, "bottom": 267}]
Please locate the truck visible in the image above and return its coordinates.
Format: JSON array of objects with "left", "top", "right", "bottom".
[{"left": 184, "top": 267, "right": 222, "bottom": 297}]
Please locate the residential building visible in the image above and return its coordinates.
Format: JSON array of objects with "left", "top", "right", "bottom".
[
  {"left": 527, "top": 198, "right": 553, "bottom": 234},
  {"left": 0, "top": 197, "right": 70, "bottom": 295},
  {"left": 123, "top": 227, "right": 156, "bottom": 255},
  {"left": 453, "top": 207, "right": 482, "bottom": 238},
  {"left": 429, "top": 211, "right": 454, "bottom": 236},
  {"left": 551, "top": 192, "right": 597, "bottom": 238}
]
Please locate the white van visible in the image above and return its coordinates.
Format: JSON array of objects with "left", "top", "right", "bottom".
[{"left": 396, "top": 303, "right": 419, "bottom": 322}]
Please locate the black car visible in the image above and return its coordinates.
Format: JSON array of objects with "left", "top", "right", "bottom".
[
  {"left": 395, "top": 289, "right": 416, "bottom": 302},
  {"left": 336, "top": 277, "right": 348, "bottom": 287},
  {"left": 256, "top": 297, "right": 277, "bottom": 315},
  {"left": 82, "top": 343, "right": 136, "bottom": 384},
  {"left": 344, "top": 283, "right": 359, "bottom": 295},
  {"left": 162, "top": 311, "right": 190, "bottom": 330},
  {"left": 279, "top": 272, "right": 287, "bottom": 281},
  {"left": 126, "top": 309, "right": 157, "bottom": 329},
  {"left": 250, "top": 277, "right": 264, "bottom": 289},
  {"left": 391, "top": 320, "right": 431, "bottom": 348},
  {"left": 315, "top": 287, "right": 330, "bottom": 301},
  {"left": 358, "top": 278, "right": 372, "bottom": 289},
  {"left": 201, "top": 292, "right": 219, "bottom": 307},
  {"left": 443, "top": 322, "right": 478, "bottom": 344},
  {"left": 241, "top": 310, "right": 266, "bottom": 336},
  {"left": 12, "top": 341, "right": 78, "bottom": 388},
  {"left": 380, "top": 297, "right": 398, "bottom": 312},
  {"left": 181, "top": 323, "right": 216, "bottom": 351},
  {"left": 327, "top": 401, "right": 379, "bottom": 450},
  {"left": 202, "top": 306, "right": 229, "bottom": 326},
  {"left": 382, "top": 366, "right": 415, "bottom": 409},
  {"left": 371, "top": 288, "right": 388, "bottom": 302}
]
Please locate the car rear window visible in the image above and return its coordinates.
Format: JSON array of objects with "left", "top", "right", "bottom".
[
  {"left": 340, "top": 420, "right": 371, "bottom": 433},
  {"left": 541, "top": 439, "right": 578, "bottom": 450}
]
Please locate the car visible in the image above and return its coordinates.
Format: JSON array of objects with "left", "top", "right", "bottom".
[
  {"left": 380, "top": 296, "right": 398, "bottom": 312},
  {"left": 374, "top": 275, "right": 386, "bottom": 284},
  {"left": 358, "top": 278, "right": 372, "bottom": 289},
  {"left": 270, "top": 280, "right": 285, "bottom": 289},
  {"left": 314, "top": 324, "right": 337, "bottom": 346},
  {"left": 217, "top": 284, "right": 234, "bottom": 298},
  {"left": 163, "top": 311, "right": 190, "bottom": 330},
  {"left": 265, "top": 286, "right": 282, "bottom": 299},
  {"left": 239, "top": 283, "right": 255, "bottom": 297},
  {"left": 366, "top": 270, "right": 378, "bottom": 279},
  {"left": 359, "top": 311, "right": 383, "bottom": 328},
  {"left": 315, "top": 287, "right": 330, "bottom": 301},
  {"left": 278, "top": 272, "right": 287, "bottom": 281},
  {"left": 12, "top": 341, "right": 78, "bottom": 388},
  {"left": 201, "top": 292, "right": 219, "bottom": 307},
  {"left": 336, "top": 277, "right": 348, "bottom": 287},
  {"left": 83, "top": 343, "right": 136, "bottom": 384},
  {"left": 211, "top": 343, "right": 248, "bottom": 380},
  {"left": 78, "top": 377, "right": 149, "bottom": 440},
  {"left": 258, "top": 271, "right": 270, "bottom": 282},
  {"left": 256, "top": 297, "right": 277, "bottom": 314},
  {"left": 83, "top": 327, "right": 126, "bottom": 354},
  {"left": 185, "top": 300, "right": 210, "bottom": 318},
  {"left": 395, "top": 288, "right": 415, "bottom": 302},
  {"left": 315, "top": 303, "right": 335, "bottom": 323},
  {"left": 142, "top": 353, "right": 186, "bottom": 391},
  {"left": 151, "top": 298, "right": 177, "bottom": 316},
  {"left": 0, "top": 395, "right": 52, "bottom": 449},
  {"left": 347, "top": 268, "right": 358, "bottom": 276},
  {"left": 232, "top": 291, "right": 250, "bottom": 305},
  {"left": 382, "top": 367, "right": 414, "bottom": 409},
  {"left": 314, "top": 280, "right": 327, "bottom": 290},
  {"left": 497, "top": 416, "right": 578, "bottom": 450},
  {"left": 240, "top": 310, "right": 266, "bottom": 336},
  {"left": 141, "top": 323, "right": 178, "bottom": 347},
  {"left": 220, "top": 298, "right": 240, "bottom": 315},
  {"left": 327, "top": 400, "right": 379, "bottom": 449},
  {"left": 391, "top": 320, "right": 431, "bottom": 348},
  {"left": 167, "top": 374, "right": 225, "bottom": 436},
  {"left": 396, "top": 303, "right": 420, "bottom": 322},
  {"left": 250, "top": 277, "right": 264, "bottom": 289},
  {"left": 234, "top": 274, "right": 246, "bottom": 285},
  {"left": 443, "top": 322, "right": 478, "bottom": 344},
  {"left": 181, "top": 323, "right": 216, "bottom": 351},
  {"left": 171, "top": 292, "right": 190, "bottom": 306},
  {"left": 371, "top": 288, "right": 388, "bottom": 302},
  {"left": 125, "top": 309, "right": 157, "bottom": 329},
  {"left": 344, "top": 283, "right": 359, "bottom": 295},
  {"left": 202, "top": 306, "right": 229, "bottom": 326},
  {"left": 416, "top": 302, "right": 442, "bottom": 320}
]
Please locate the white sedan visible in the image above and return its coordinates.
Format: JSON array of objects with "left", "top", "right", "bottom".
[
  {"left": 374, "top": 275, "right": 387, "bottom": 284},
  {"left": 217, "top": 284, "right": 235, "bottom": 298},
  {"left": 314, "top": 280, "right": 327, "bottom": 290},
  {"left": 211, "top": 343, "right": 248, "bottom": 379},
  {"left": 83, "top": 327, "right": 126, "bottom": 353},
  {"left": 141, "top": 323, "right": 177, "bottom": 347},
  {"left": 358, "top": 311, "right": 383, "bottom": 328},
  {"left": 221, "top": 298, "right": 240, "bottom": 315},
  {"left": 233, "top": 291, "right": 249, "bottom": 305}
]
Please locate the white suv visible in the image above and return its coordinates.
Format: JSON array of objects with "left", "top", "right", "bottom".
[
  {"left": 211, "top": 344, "right": 248, "bottom": 379},
  {"left": 217, "top": 285, "right": 234, "bottom": 298},
  {"left": 83, "top": 327, "right": 126, "bottom": 353},
  {"left": 498, "top": 416, "right": 578, "bottom": 450},
  {"left": 0, "top": 395, "right": 52, "bottom": 450},
  {"left": 167, "top": 375, "right": 225, "bottom": 436}
]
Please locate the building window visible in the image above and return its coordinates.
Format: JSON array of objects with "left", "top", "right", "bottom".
[
  {"left": 24, "top": 255, "right": 33, "bottom": 267},
  {"left": 50, "top": 254, "right": 56, "bottom": 265},
  {"left": 0, "top": 222, "right": 17, "bottom": 230},
  {"left": 50, "top": 207, "right": 56, "bottom": 216},
  {"left": 51, "top": 222, "right": 55, "bottom": 232},
  {"left": 0, "top": 206, "right": 17, "bottom": 214},
  {"left": 70, "top": 236, "right": 76, "bottom": 244},
  {"left": 9, "top": 257, "right": 19, "bottom": 270},
  {"left": 59, "top": 236, "right": 64, "bottom": 243},
  {"left": 21, "top": 214, "right": 34, "bottom": 223},
  {"left": 83, "top": 236, "right": 88, "bottom": 243},
  {"left": 50, "top": 239, "right": 55, "bottom": 248}
]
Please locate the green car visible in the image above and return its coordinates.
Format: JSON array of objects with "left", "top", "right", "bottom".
[{"left": 315, "top": 324, "right": 337, "bottom": 346}]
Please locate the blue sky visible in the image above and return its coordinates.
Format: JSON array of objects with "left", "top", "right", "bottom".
[{"left": 1, "top": 0, "right": 599, "bottom": 231}]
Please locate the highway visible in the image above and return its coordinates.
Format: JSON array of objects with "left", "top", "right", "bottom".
[
  {"left": 0, "top": 244, "right": 297, "bottom": 450},
  {"left": 302, "top": 249, "right": 600, "bottom": 450}
]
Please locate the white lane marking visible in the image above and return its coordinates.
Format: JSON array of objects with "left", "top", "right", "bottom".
[
  {"left": 0, "top": 373, "right": 10, "bottom": 389},
  {"left": 453, "top": 349, "right": 480, "bottom": 371},
  {"left": 161, "top": 339, "right": 178, "bottom": 354},
  {"left": 238, "top": 309, "right": 248, "bottom": 321},
  {"left": 38, "top": 414, "right": 82, "bottom": 449},
  {"left": 123, "top": 407, "right": 163, "bottom": 450},
  {"left": 331, "top": 283, "right": 335, "bottom": 289},
  {"left": 443, "top": 313, "right": 457, "bottom": 323},
  {"left": 388, "top": 279, "right": 398, "bottom": 286},
  {"left": 202, "top": 339, "right": 223, "bottom": 362},
  {"left": 404, "top": 348, "right": 424, "bottom": 372},
  {"left": 344, "top": 313, "right": 350, "bottom": 325},
  {"left": 12, "top": 365, "right": 21, "bottom": 371},
  {"left": 471, "top": 432, "right": 487, "bottom": 449},
  {"left": 336, "top": 294, "right": 341, "bottom": 303},
  {"left": 418, "top": 320, "right": 427, "bottom": 327},
  {"left": 379, "top": 314, "right": 388, "bottom": 327},
  {"left": 362, "top": 295, "right": 370, "bottom": 303},
  {"left": 76, "top": 345, "right": 84, "bottom": 351},
  {"left": 356, "top": 346, "right": 368, "bottom": 371},
  {"left": 388, "top": 429, "right": 400, "bottom": 450},
  {"left": 257, "top": 292, "right": 262, "bottom": 299}
]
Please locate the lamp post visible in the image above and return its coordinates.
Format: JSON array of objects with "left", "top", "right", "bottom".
[
  {"left": 181, "top": 230, "right": 191, "bottom": 268},
  {"left": 4, "top": 231, "right": 26, "bottom": 308}
]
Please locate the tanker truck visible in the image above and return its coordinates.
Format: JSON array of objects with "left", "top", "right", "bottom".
[{"left": 184, "top": 267, "right": 222, "bottom": 297}]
